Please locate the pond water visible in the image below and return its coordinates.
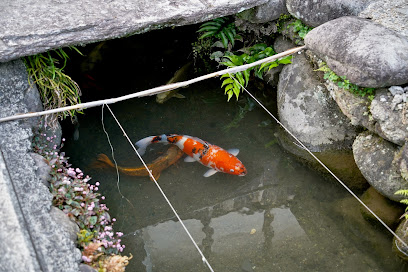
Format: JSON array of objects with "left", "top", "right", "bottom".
[
  {"left": 63, "top": 78, "right": 407, "bottom": 271},
  {"left": 59, "top": 24, "right": 408, "bottom": 271}
]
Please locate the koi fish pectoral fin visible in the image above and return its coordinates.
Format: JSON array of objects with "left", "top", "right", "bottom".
[
  {"left": 203, "top": 169, "right": 218, "bottom": 177},
  {"left": 227, "top": 149, "right": 240, "bottom": 156},
  {"left": 184, "top": 156, "right": 196, "bottom": 163}
]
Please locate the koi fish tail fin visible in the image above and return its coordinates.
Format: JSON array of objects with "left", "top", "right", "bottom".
[
  {"left": 135, "top": 134, "right": 168, "bottom": 155},
  {"left": 90, "top": 154, "right": 114, "bottom": 169}
]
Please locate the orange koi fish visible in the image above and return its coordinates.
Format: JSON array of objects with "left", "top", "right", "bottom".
[
  {"left": 135, "top": 134, "right": 247, "bottom": 177},
  {"left": 91, "top": 145, "right": 184, "bottom": 180}
]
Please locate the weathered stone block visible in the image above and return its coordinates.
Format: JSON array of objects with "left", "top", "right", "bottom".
[
  {"left": 352, "top": 132, "right": 406, "bottom": 202},
  {"left": 0, "top": 0, "right": 269, "bottom": 62},
  {"left": 304, "top": 16, "right": 408, "bottom": 88},
  {"left": 286, "top": 0, "right": 372, "bottom": 27}
]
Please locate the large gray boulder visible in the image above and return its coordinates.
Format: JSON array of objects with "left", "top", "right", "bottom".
[
  {"left": 276, "top": 51, "right": 366, "bottom": 189},
  {"left": 286, "top": 0, "right": 372, "bottom": 27},
  {"left": 277, "top": 51, "right": 357, "bottom": 152},
  {"left": 353, "top": 132, "right": 406, "bottom": 202},
  {"left": 359, "top": 0, "right": 408, "bottom": 39},
  {"left": 0, "top": 0, "right": 268, "bottom": 62},
  {"left": 304, "top": 16, "right": 408, "bottom": 88}
]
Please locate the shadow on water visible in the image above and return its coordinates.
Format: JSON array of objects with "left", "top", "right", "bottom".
[{"left": 61, "top": 26, "right": 407, "bottom": 272}]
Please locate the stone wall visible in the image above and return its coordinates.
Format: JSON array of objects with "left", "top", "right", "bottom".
[{"left": 0, "top": 60, "right": 81, "bottom": 271}]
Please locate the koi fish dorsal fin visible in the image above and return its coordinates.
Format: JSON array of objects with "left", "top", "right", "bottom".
[
  {"left": 204, "top": 168, "right": 218, "bottom": 177},
  {"left": 227, "top": 149, "right": 240, "bottom": 156}
]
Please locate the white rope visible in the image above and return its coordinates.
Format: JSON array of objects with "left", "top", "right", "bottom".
[
  {"left": 0, "top": 46, "right": 305, "bottom": 124},
  {"left": 104, "top": 104, "right": 215, "bottom": 272},
  {"left": 231, "top": 77, "right": 408, "bottom": 249}
]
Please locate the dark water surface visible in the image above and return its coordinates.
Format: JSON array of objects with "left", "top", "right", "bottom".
[{"left": 63, "top": 79, "right": 406, "bottom": 272}]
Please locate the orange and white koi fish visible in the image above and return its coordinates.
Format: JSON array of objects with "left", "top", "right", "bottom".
[{"left": 135, "top": 134, "right": 247, "bottom": 177}]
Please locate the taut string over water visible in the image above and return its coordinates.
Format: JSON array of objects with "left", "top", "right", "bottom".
[{"left": 102, "top": 104, "right": 215, "bottom": 272}]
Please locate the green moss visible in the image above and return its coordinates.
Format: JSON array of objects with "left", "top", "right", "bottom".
[{"left": 315, "top": 62, "right": 376, "bottom": 100}]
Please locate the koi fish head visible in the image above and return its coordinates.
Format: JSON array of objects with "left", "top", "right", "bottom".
[
  {"left": 202, "top": 146, "right": 247, "bottom": 176},
  {"left": 226, "top": 159, "right": 247, "bottom": 176}
]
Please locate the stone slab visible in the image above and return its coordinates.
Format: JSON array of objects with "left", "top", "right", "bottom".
[
  {"left": 0, "top": 0, "right": 268, "bottom": 62},
  {"left": 0, "top": 60, "right": 80, "bottom": 271}
]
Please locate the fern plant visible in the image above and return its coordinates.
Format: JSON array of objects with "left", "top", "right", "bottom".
[
  {"left": 197, "top": 17, "right": 241, "bottom": 49},
  {"left": 220, "top": 44, "right": 292, "bottom": 101},
  {"left": 396, "top": 189, "right": 408, "bottom": 219}
]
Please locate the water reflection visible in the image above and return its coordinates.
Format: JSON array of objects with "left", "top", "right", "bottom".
[{"left": 122, "top": 181, "right": 401, "bottom": 271}]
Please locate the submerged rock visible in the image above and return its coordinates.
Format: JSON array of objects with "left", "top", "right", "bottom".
[
  {"left": 304, "top": 16, "right": 408, "bottom": 87},
  {"left": 393, "top": 219, "right": 408, "bottom": 260},
  {"left": 333, "top": 196, "right": 401, "bottom": 262},
  {"left": 360, "top": 186, "right": 404, "bottom": 229},
  {"left": 370, "top": 88, "right": 408, "bottom": 146},
  {"left": 352, "top": 132, "right": 406, "bottom": 202},
  {"left": 286, "top": 0, "right": 371, "bottom": 27}
]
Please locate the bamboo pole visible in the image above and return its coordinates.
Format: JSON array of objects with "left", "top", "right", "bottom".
[{"left": 0, "top": 45, "right": 306, "bottom": 123}]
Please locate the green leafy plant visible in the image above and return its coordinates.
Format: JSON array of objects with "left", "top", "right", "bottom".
[
  {"left": 197, "top": 17, "right": 241, "bottom": 49},
  {"left": 315, "top": 63, "right": 375, "bottom": 100},
  {"left": 289, "top": 19, "right": 313, "bottom": 39},
  {"left": 220, "top": 44, "right": 292, "bottom": 101},
  {"left": 23, "top": 47, "right": 83, "bottom": 125},
  {"left": 396, "top": 189, "right": 408, "bottom": 220}
]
